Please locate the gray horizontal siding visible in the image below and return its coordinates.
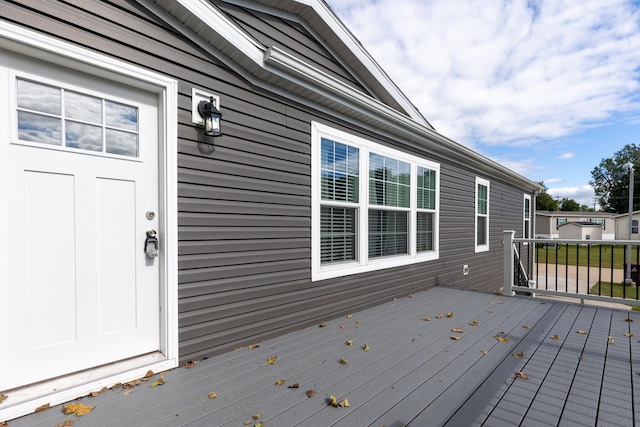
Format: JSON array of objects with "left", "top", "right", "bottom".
[
  {"left": 212, "top": 0, "right": 369, "bottom": 96},
  {"left": 2, "top": 0, "right": 535, "bottom": 364}
]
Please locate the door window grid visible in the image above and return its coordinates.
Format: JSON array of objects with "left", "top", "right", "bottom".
[{"left": 16, "top": 78, "right": 139, "bottom": 157}]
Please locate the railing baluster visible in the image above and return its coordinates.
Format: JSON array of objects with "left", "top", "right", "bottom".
[
  {"left": 610, "top": 244, "right": 614, "bottom": 298},
  {"left": 587, "top": 244, "right": 590, "bottom": 294},
  {"left": 565, "top": 244, "right": 569, "bottom": 293}
]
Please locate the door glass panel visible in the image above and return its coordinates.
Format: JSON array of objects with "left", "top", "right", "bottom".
[
  {"left": 106, "top": 101, "right": 138, "bottom": 132},
  {"left": 65, "top": 91, "right": 102, "bottom": 123},
  {"left": 18, "top": 111, "right": 62, "bottom": 145},
  {"left": 17, "top": 80, "right": 61, "bottom": 115},
  {"left": 106, "top": 129, "right": 138, "bottom": 156},
  {"left": 66, "top": 122, "right": 103, "bottom": 152}
]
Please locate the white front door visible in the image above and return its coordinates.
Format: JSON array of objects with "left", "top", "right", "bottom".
[{"left": 0, "top": 52, "right": 161, "bottom": 391}]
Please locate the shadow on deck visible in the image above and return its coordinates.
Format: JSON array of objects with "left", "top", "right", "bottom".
[{"left": 7, "top": 287, "right": 639, "bottom": 426}]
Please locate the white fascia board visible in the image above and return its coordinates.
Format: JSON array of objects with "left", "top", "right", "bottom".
[{"left": 160, "top": 0, "right": 265, "bottom": 65}]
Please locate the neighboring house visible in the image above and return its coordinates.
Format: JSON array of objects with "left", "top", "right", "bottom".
[
  {"left": 535, "top": 211, "right": 615, "bottom": 240},
  {"left": 557, "top": 221, "right": 603, "bottom": 241},
  {"left": 614, "top": 211, "right": 640, "bottom": 240},
  {"left": 0, "top": 0, "right": 541, "bottom": 420}
]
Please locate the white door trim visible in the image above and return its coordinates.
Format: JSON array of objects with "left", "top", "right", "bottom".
[{"left": 0, "top": 21, "right": 178, "bottom": 421}]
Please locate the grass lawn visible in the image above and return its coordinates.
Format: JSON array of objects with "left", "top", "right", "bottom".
[
  {"left": 536, "top": 244, "right": 639, "bottom": 269},
  {"left": 589, "top": 281, "right": 640, "bottom": 311}
]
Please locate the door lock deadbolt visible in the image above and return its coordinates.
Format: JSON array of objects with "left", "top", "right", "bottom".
[
  {"left": 145, "top": 229, "right": 159, "bottom": 258},
  {"left": 146, "top": 211, "right": 156, "bottom": 220}
]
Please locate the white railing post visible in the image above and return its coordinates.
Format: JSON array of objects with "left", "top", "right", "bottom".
[{"left": 503, "top": 230, "right": 515, "bottom": 296}]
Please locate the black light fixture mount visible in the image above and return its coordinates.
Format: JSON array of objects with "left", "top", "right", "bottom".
[{"left": 197, "top": 96, "right": 222, "bottom": 137}]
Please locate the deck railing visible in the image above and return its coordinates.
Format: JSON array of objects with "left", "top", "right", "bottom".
[{"left": 503, "top": 230, "right": 640, "bottom": 307}]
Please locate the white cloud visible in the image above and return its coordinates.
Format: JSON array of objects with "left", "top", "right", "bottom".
[
  {"left": 557, "top": 153, "right": 575, "bottom": 160},
  {"left": 328, "top": 0, "right": 640, "bottom": 147},
  {"left": 544, "top": 178, "right": 563, "bottom": 184},
  {"left": 548, "top": 184, "right": 597, "bottom": 207}
]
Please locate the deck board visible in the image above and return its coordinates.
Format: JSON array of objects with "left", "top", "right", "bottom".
[{"left": 6, "top": 287, "right": 638, "bottom": 427}]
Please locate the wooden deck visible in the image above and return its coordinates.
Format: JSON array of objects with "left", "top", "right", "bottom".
[{"left": 7, "top": 287, "right": 639, "bottom": 426}]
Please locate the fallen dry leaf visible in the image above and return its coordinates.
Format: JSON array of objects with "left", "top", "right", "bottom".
[
  {"left": 409, "top": 293, "right": 415, "bottom": 298},
  {"left": 63, "top": 403, "right": 94, "bottom": 417},
  {"left": 355, "top": 320, "right": 361, "bottom": 325},
  {"left": 451, "top": 335, "right": 461, "bottom": 340},
  {"left": 522, "top": 324, "right": 530, "bottom": 329},
  {"left": 625, "top": 318, "right": 633, "bottom": 322},
  {"left": 208, "top": 392, "right": 217, "bottom": 399},
  {"left": 346, "top": 314, "right": 353, "bottom": 319},
  {"left": 421, "top": 317, "right": 431, "bottom": 321},
  {"left": 472, "top": 287, "right": 478, "bottom": 291},
  {"left": 123, "top": 390, "right": 134, "bottom": 396},
  {"left": 243, "top": 420, "right": 252, "bottom": 426},
  {"left": 577, "top": 330, "right": 587, "bottom": 335},
  {"left": 608, "top": 336, "right": 615, "bottom": 344},
  {"left": 262, "top": 356, "right": 277, "bottom": 365},
  {"left": 253, "top": 414, "right": 261, "bottom": 420},
  {"left": 516, "top": 371, "right": 529, "bottom": 380},
  {"left": 625, "top": 332, "right": 634, "bottom": 337},
  {"left": 149, "top": 375, "right": 165, "bottom": 387},
  {"left": 35, "top": 403, "right": 50, "bottom": 412},
  {"left": 346, "top": 339, "right": 353, "bottom": 346},
  {"left": 288, "top": 383, "right": 300, "bottom": 389},
  {"left": 363, "top": 343, "right": 370, "bottom": 351},
  {"left": 0, "top": 393, "right": 7, "bottom": 404},
  {"left": 339, "top": 358, "right": 348, "bottom": 364},
  {"left": 340, "top": 325, "right": 346, "bottom": 329},
  {"left": 329, "top": 395, "right": 338, "bottom": 407},
  {"left": 481, "top": 350, "right": 488, "bottom": 355},
  {"left": 319, "top": 323, "right": 327, "bottom": 328},
  {"left": 513, "top": 351, "right": 524, "bottom": 359},
  {"left": 338, "top": 398, "right": 350, "bottom": 407},
  {"left": 306, "top": 390, "right": 317, "bottom": 397},
  {"left": 184, "top": 360, "right": 197, "bottom": 368},
  {"left": 498, "top": 301, "right": 504, "bottom": 304},
  {"left": 255, "top": 423, "right": 265, "bottom": 427},
  {"left": 90, "top": 391, "right": 100, "bottom": 397},
  {"left": 143, "top": 370, "right": 155, "bottom": 379},
  {"left": 452, "top": 328, "right": 464, "bottom": 333},
  {"left": 247, "top": 344, "right": 260, "bottom": 350},
  {"left": 446, "top": 312, "right": 454, "bottom": 317},
  {"left": 551, "top": 335, "right": 560, "bottom": 341},
  {"left": 495, "top": 335, "right": 509, "bottom": 343},
  {"left": 55, "top": 420, "right": 75, "bottom": 427},
  {"left": 123, "top": 379, "right": 141, "bottom": 389},
  {"left": 436, "top": 314, "right": 443, "bottom": 319},
  {"left": 469, "top": 320, "right": 479, "bottom": 326},
  {"left": 276, "top": 379, "right": 286, "bottom": 386},
  {"left": 487, "top": 309, "right": 494, "bottom": 313},
  {"left": 489, "top": 301, "right": 495, "bottom": 305}
]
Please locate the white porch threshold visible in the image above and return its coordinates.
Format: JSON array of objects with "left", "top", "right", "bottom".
[{"left": 0, "top": 352, "right": 178, "bottom": 421}]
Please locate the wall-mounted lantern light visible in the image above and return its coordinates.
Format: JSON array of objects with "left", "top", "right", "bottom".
[{"left": 197, "top": 96, "right": 222, "bottom": 137}]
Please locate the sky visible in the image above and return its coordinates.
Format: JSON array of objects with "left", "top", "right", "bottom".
[{"left": 326, "top": 0, "right": 640, "bottom": 209}]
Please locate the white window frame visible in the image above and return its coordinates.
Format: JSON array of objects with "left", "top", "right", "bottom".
[
  {"left": 311, "top": 121, "right": 439, "bottom": 281},
  {"left": 475, "top": 177, "right": 490, "bottom": 253},
  {"left": 523, "top": 194, "right": 531, "bottom": 240}
]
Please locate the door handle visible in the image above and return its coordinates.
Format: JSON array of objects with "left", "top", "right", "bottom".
[{"left": 145, "top": 229, "right": 159, "bottom": 258}]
